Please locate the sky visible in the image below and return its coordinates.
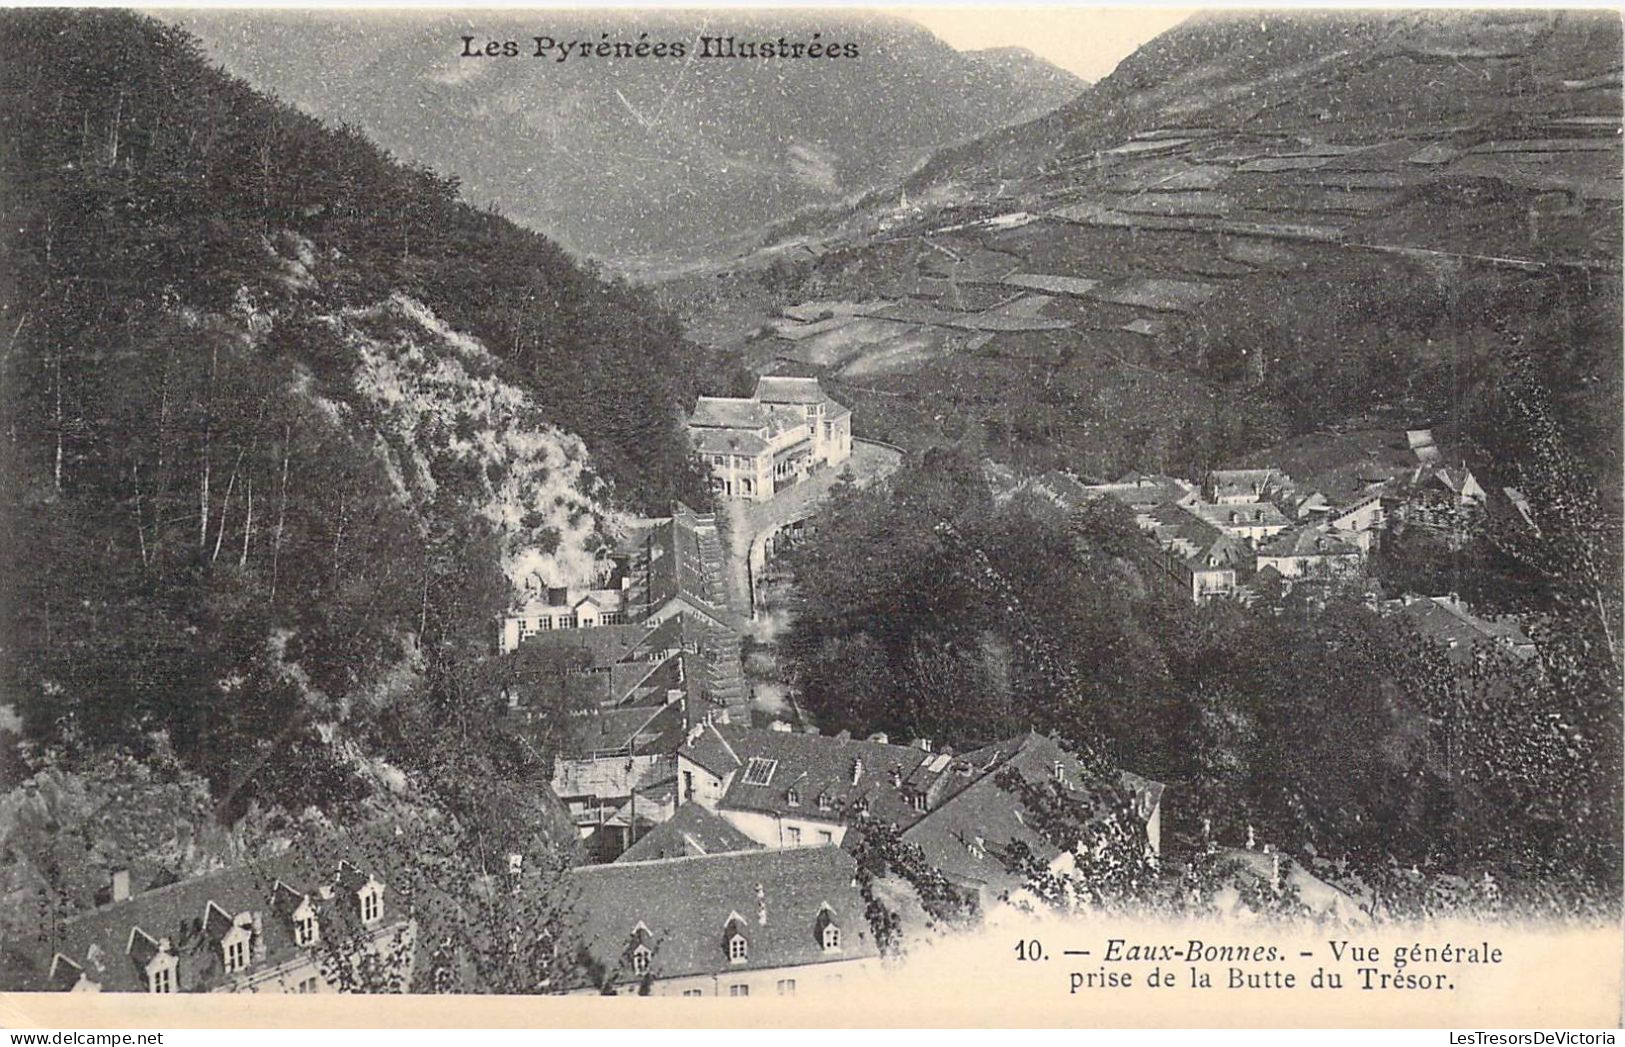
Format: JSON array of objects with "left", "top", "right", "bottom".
[{"left": 901, "top": 6, "right": 1195, "bottom": 81}]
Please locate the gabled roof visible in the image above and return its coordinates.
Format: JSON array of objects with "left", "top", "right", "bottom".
[
  {"left": 682, "top": 725, "right": 949, "bottom": 829},
  {"left": 1139, "top": 503, "right": 1251, "bottom": 570},
  {"left": 901, "top": 733, "right": 1162, "bottom": 896},
  {"left": 566, "top": 846, "right": 875, "bottom": 987},
  {"left": 616, "top": 803, "right": 762, "bottom": 863},
  {"left": 692, "top": 428, "right": 770, "bottom": 456},
  {"left": 1257, "top": 525, "right": 1361, "bottom": 558},
  {"left": 753, "top": 376, "right": 831, "bottom": 405},
  {"left": 28, "top": 856, "right": 400, "bottom": 993},
  {"left": 689, "top": 396, "right": 770, "bottom": 430},
  {"left": 1187, "top": 500, "right": 1291, "bottom": 530}
]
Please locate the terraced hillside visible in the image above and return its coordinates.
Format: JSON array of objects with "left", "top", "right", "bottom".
[{"left": 662, "top": 10, "right": 1622, "bottom": 492}]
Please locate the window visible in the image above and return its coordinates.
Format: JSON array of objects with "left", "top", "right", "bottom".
[
  {"left": 559, "top": 617, "right": 577, "bottom": 629},
  {"left": 294, "top": 914, "right": 318, "bottom": 947},
  {"left": 727, "top": 933, "right": 748, "bottom": 963},
  {"left": 822, "top": 925, "right": 841, "bottom": 951},
  {"left": 785, "top": 826, "right": 801, "bottom": 845},
  {"left": 729, "top": 984, "right": 750, "bottom": 997},
  {"left": 741, "top": 757, "right": 778, "bottom": 786},
  {"left": 816, "top": 792, "right": 832, "bottom": 812},
  {"left": 785, "top": 788, "right": 799, "bottom": 807},
  {"left": 911, "top": 792, "right": 927, "bottom": 812},
  {"left": 224, "top": 937, "right": 248, "bottom": 973},
  {"left": 819, "top": 830, "right": 833, "bottom": 844},
  {"left": 149, "top": 962, "right": 175, "bottom": 994},
  {"left": 601, "top": 612, "right": 625, "bottom": 626},
  {"left": 631, "top": 945, "right": 651, "bottom": 976},
  {"left": 296, "top": 976, "right": 319, "bottom": 994},
  {"left": 682, "top": 989, "right": 704, "bottom": 997},
  {"left": 1052, "top": 760, "right": 1065, "bottom": 783},
  {"left": 777, "top": 979, "right": 797, "bottom": 995},
  {"left": 360, "top": 886, "right": 382, "bottom": 925},
  {"left": 713, "top": 455, "right": 726, "bottom": 465},
  {"left": 537, "top": 616, "right": 552, "bottom": 630}
]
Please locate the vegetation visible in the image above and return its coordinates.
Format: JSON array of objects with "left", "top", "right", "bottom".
[
  {"left": 0, "top": 8, "right": 724, "bottom": 896},
  {"left": 780, "top": 449, "right": 1622, "bottom": 907}
]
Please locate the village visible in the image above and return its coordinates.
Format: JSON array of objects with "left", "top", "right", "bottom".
[
  {"left": 31, "top": 360, "right": 1547, "bottom": 998},
  {"left": 11, "top": 9, "right": 1615, "bottom": 1011}
]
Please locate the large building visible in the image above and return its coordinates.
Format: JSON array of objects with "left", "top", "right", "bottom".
[
  {"left": 688, "top": 377, "right": 852, "bottom": 502},
  {"left": 31, "top": 858, "right": 415, "bottom": 994},
  {"left": 563, "top": 846, "right": 879, "bottom": 996}
]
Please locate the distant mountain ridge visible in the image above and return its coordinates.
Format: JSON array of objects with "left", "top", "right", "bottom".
[{"left": 172, "top": 10, "right": 1086, "bottom": 261}]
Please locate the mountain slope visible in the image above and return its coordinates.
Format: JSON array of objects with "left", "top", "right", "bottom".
[
  {"left": 0, "top": 9, "right": 715, "bottom": 829},
  {"left": 669, "top": 10, "right": 1621, "bottom": 493},
  {"left": 173, "top": 10, "right": 1086, "bottom": 261}
]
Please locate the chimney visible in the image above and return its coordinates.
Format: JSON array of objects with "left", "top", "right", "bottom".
[
  {"left": 666, "top": 688, "right": 684, "bottom": 706},
  {"left": 250, "top": 912, "right": 267, "bottom": 961},
  {"left": 755, "top": 883, "right": 767, "bottom": 926},
  {"left": 111, "top": 868, "right": 131, "bottom": 903},
  {"left": 851, "top": 759, "right": 863, "bottom": 785},
  {"left": 915, "top": 738, "right": 933, "bottom": 753}
]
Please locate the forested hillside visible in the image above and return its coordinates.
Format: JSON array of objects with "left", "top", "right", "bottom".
[{"left": 0, "top": 10, "right": 721, "bottom": 851}]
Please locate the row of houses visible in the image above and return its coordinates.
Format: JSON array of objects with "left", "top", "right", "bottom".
[
  {"left": 1027, "top": 430, "right": 1511, "bottom": 606},
  {"left": 688, "top": 376, "right": 853, "bottom": 502},
  {"left": 30, "top": 858, "right": 415, "bottom": 995}
]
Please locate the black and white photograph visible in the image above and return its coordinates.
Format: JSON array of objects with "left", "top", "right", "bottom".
[{"left": 0, "top": 3, "right": 1620, "bottom": 1029}]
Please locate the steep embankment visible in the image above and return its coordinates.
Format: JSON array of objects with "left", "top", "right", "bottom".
[
  {"left": 676, "top": 10, "right": 1621, "bottom": 493},
  {"left": 0, "top": 9, "right": 712, "bottom": 894}
]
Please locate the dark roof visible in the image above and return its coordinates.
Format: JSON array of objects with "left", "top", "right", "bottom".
[
  {"left": 1257, "top": 525, "right": 1361, "bottom": 558},
  {"left": 753, "top": 376, "right": 831, "bottom": 405},
  {"left": 1140, "top": 503, "right": 1251, "bottom": 570},
  {"left": 565, "top": 846, "right": 876, "bottom": 987},
  {"left": 616, "top": 803, "right": 762, "bottom": 863},
  {"left": 693, "top": 429, "right": 770, "bottom": 456},
  {"left": 1187, "top": 500, "right": 1291, "bottom": 530},
  {"left": 513, "top": 623, "right": 649, "bottom": 666},
  {"left": 32, "top": 854, "right": 401, "bottom": 993},
  {"left": 682, "top": 725, "right": 958, "bottom": 829},
  {"left": 901, "top": 733, "right": 1162, "bottom": 896},
  {"left": 643, "top": 512, "right": 732, "bottom": 624},
  {"left": 1389, "top": 596, "right": 1536, "bottom": 663}
]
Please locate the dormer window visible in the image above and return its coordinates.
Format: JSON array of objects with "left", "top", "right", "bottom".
[
  {"left": 1052, "top": 760, "right": 1065, "bottom": 783},
  {"left": 817, "top": 792, "right": 833, "bottom": 812},
  {"left": 149, "top": 956, "right": 176, "bottom": 994},
  {"left": 786, "top": 787, "right": 800, "bottom": 807},
  {"left": 727, "top": 932, "right": 748, "bottom": 964},
  {"left": 822, "top": 924, "right": 841, "bottom": 951},
  {"left": 911, "top": 791, "right": 927, "bottom": 812},
  {"left": 358, "top": 882, "right": 384, "bottom": 925},
  {"left": 854, "top": 796, "right": 870, "bottom": 817},
  {"left": 223, "top": 933, "right": 249, "bottom": 974}
]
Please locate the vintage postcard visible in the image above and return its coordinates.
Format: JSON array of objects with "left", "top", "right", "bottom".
[{"left": 0, "top": 3, "right": 1620, "bottom": 1030}]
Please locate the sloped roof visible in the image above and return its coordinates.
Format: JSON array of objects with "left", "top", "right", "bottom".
[
  {"left": 1140, "top": 503, "right": 1251, "bottom": 570},
  {"left": 753, "top": 376, "right": 831, "bottom": 404},
  {"left": 901, "top": 733, "right": 1162, "bottom": 896},
  {"left": 692, "top": 429, "right": 770, "bottom": 456},
  {"left": 565, "top": 846, "right": 876, "bottom": 987},
  {"left": 1187, "top": 500, "right": 1291, "bottom": 530},
  {"left": 689, "top": 397, "right": 769, "bottom": 430},
  {"left": 616, "top": 803, "right": 762, "bottom": 863},
  {"left": 1257, "top": 525, "right": 1361, "bottom": 558},
  {"left": 29, "top": 855, "right": 401, "bottom": 993}
]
